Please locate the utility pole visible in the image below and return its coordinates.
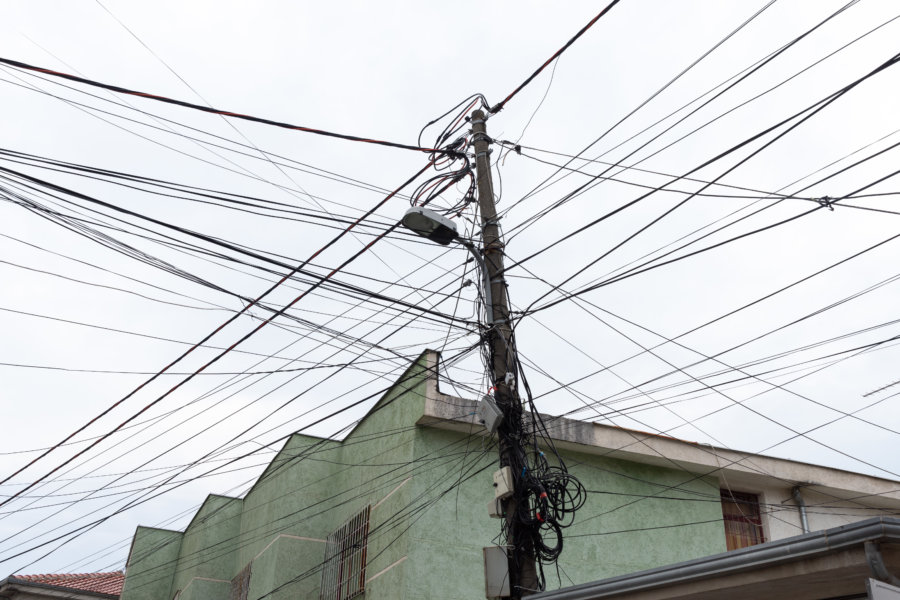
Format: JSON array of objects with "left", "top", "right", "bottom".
[{"left": 471, "top": 109, "right": 538, "bottom": 597}]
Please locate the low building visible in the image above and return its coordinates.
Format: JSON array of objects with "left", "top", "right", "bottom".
[
  {"left": 530, "top": 517, "right": 900, "bottom": 600},
  {"left": 0, "top": 571, "right": 124, "bottom": 600},
  {"left": 117, "top": 351, "right": 900, "bottom": 600}
]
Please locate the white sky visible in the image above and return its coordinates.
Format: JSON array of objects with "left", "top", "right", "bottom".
[{"left": 1, "top": 0, "right": 899, "bottom": 580}]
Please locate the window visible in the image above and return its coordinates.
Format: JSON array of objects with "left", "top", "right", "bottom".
[
  {"left": 721, "top": 489, "right": 765, "bottom": 550},
  {"left": 320, "top": 506, "right": 371, "bottom": 600},
  {"left": 230, "top": 563, "right": 251, "bottom": 600}
]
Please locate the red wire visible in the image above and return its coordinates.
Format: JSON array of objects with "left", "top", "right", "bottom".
[
  {"left": 0, "top": 57, "right": 456, "bottom": 156},
  {"left": 0, "top": 160, "right": 435, "bottom": 508}
]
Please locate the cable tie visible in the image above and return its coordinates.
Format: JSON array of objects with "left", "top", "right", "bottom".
[
  {"left": 522, "top": 466, "right": 528, "bottom": 477},
  {"left": 816, "top": 196, "right": 835, "bottom": 211}
]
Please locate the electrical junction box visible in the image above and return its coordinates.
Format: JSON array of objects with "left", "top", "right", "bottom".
[
  {"left": 483, "top": 546, "right": 511, "bottom": 598},
  {"left": 493, "top": 466, "right": 513, "bottom": 500},
  {"left": 488, "top": 497, "right": 504, "bottom": 519},
  {"left": 477, "top": 395, "right": 503, "bottom": 433}
]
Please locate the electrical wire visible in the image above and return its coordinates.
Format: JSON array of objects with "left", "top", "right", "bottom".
[
  {"left": 0, "top": 159, "right": 437, "bottom": 506},
  {"left": 489, "top": 0, "right": 622, "bottom": 115},
  {"left": 0, "top": 57, "right": 460, "bottom": 156}
]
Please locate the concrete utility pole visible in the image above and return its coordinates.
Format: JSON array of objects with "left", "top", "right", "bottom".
[{"left": 471, "top": 109, "right": 538, "bottom": 597}]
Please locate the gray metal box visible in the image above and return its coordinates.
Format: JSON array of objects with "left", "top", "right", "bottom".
[
  {"left": 477, "top": 395, "right": 503, "bottom": 433},
  {"left": 488, "top": 497, "right": 504, "bottom": 519},
  {"left": 483, "top": 546, "right": 511, "bottom": 598},
  {"left": 493, "top": 466, "right": 513, "bottom": 500}
]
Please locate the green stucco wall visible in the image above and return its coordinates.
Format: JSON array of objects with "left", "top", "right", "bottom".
[
  {"left": 121, "top": 353, "right": 728, "bottom": 600},
  {"left": 120, "top": 526, "right": 183, "bottom": 600},
  {"left": 401, "top": 426, "right": 726, "bottom": 599},
  {"left": 170, "top": 494, "right": 244, "bottom": 597}
]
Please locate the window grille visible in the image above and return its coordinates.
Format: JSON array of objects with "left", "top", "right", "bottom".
[
  {"left": 230, "top": 563, "right": 251, "bottom": 600},
  {"left": 319, "top": 506, "right": 371, "bottom": 600},
  {"left": 721, "top": 489, "right": 765, "bottom": 550}
]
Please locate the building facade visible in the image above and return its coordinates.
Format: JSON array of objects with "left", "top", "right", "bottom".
[{"left": 118, "top": 351, "right": 900, "bottom": 600}]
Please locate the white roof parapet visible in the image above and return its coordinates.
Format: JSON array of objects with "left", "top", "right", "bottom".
[{"left": 415, "top": 350, "right": 900, "bottom": 509}]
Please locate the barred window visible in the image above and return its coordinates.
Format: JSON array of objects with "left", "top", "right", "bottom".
[
  {"left": 319, "top": 506, "right": 371, "bottom": 600},
  {"left": 721, "top": 489, "right": 765, "bottom": 550},
  {"left": 231, "top": 563, "right": 251, "bottom": 600}
]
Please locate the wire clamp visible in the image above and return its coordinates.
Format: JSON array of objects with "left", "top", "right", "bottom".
[
  {"left": 816, "top": 196, "right": 835, "bottom": 211},
  {"left": 483, "top": 240, "right": 506, "bottom": 254}
]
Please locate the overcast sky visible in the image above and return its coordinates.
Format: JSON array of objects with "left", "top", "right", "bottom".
[{"left": 1, "top": 0, "right": 899, "bottom": 579}]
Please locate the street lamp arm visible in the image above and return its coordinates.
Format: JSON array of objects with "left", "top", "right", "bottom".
[{"left": 459, "top": 239, "right": 495, "bottom": 325}]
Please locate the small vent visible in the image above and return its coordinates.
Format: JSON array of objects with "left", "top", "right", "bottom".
[
  {"left": 231, "top": 563, "right": 251, "bottom": 600},
  {"left": 319, "top": 506, "right": 371, "bottom": 600}
]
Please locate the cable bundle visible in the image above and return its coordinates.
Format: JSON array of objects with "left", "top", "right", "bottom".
[
  {"left": 516, "top": 459, "right": 586, "bottom": 565},
  {"left": 409, "top": 95, "right": 490, "bottom": 214}
]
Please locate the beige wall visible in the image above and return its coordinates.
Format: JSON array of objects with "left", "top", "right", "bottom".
[{"left": 720, "top": 479, "right": 898, "bottom": 544}]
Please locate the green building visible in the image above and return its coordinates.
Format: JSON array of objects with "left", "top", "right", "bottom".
[{"left": 119, "top": 351, "right": 900, "bottom": 600}]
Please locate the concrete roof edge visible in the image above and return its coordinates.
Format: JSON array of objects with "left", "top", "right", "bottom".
[
  {"left": 181, "top": 493, "right": 243, "bottom": 534},
  {"left": 418, "top": 392, "right": 900, "bottom": 496},
  {"left": 133, "top": 525, "right": 183, "bottom": 535},
  {"left": 244, "top": 349, "right": 438, "bottom": 503},
  {"left": 125, "top": 526, "right": 183, "bottom": 570},
  {"left": 346, "top": 348, "right": 443, "bottom": 438},
  {"left": 205, "top": 493, "right": 242, "bottom": 502},
  {"left": 531, "top": 516, "right": 900, "bottom": 600},
  {"left": 241, "top": 433, "right": 340, "bottom": 503}
]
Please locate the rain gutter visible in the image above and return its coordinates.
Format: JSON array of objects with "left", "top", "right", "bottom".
[{"left": 531, "top": 516, "right": 900, "bottom": 600}]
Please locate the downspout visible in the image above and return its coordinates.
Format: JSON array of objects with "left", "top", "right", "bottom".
[
  {"left": 865, "top": 541, "right": 900, "bottom": 587},
  {"left": 792, "top": 486, "right": 810, "bottom": 534}
]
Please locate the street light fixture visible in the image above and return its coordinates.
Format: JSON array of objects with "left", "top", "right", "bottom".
[
  {"left": 401, "top": 206, "right": 459, "bottom": 246},
  {"left": 401, "top": 206, "right": 495, "bottom": 323}
]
